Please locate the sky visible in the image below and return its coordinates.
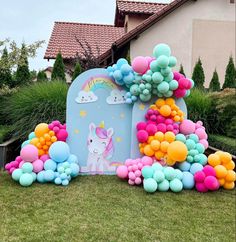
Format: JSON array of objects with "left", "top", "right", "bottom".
[{"left": 0, "top": 0, "right": 171, "bottom": 71}]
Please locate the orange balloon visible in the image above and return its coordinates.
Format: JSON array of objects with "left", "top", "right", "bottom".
[
  {"left": 165, "top": 98, "right": 175, "bottom": 106},
  {"left": 171, "top": 111, "right": 177, "bottom": 116},
  {"left": 164, "top": 131, "right": 175, "bottom": 143},
  {"left": 224, "top": 161, "right": 235, "bottom": 170},
  {"left": 166, "top": 157, "right": 176, "bottom": 166},
  {"left": 140, "top": 147, "right": 144, "bottom": 154},
  {"left": 144, "top": 145, "right": 154, "bottom": 157},
  {"left": 173, "top": 115, "right": 180, "bottom": 122},
  {"left": 218, "top": 178, "right": 225, "bottom": 186},
  {"left": 160, "top": 141, "right": 169, "bottom": 153},
  {"left": 49, "top": 130, "right": 55, "bottom": 136},
  {"left": 150, "top": 140, "right": 160, "bottom": 151},
  {"left": 43, "top": 145, "right": 49, "bottom": 151},
  {"left": 36, "top": 143, "right": 42, "bottom": 149},
  {"left": 44, "top": 133, "right": 51, "bottom": 141},
  {"left": 167, "top": 141, "right": 188, "bottom": 162},
  {"left": 223, "top": 182, "right": 235, "bottom": 190},
  {"left": 208, "top": 154, "right": 221, "bottom": 167},
  {"left": 160, "top": 105, "right": 171, "bottom": 117},
  {"left": 155, "top": 150, "right": 165, "bottom": 160},
  {"left": 35, "top": 123, "right": 49, "bottom": 137},
  {"left": 30, "top": 137, "right": 39, "bottom": 145},
  {"left": 214, "top": 165, "right": 227, "bottom": 179},
  {"left": 147, "top": 136, "right": 154, "bottom": 144},
  {"left": 219, "top": 152, "right": 232, "bottom": 164},
  {"left": 51, "top": 136, "right": 57, "bottom": 142},
  {"left": 38, "top": 149, "right": 44, "bottom": 156},
  {"left": 225, "top": 170, "right": 236, "bottom": 182},
  {"left": 39, "top": 137, "right": 45, "bottom": 145},
  {"left": 46, "top": 141, "right": 52, "bottom": 146},
  {"left": 154, "top": 132, "right": 164, "bottom": 142},
  {"left": 155, "top": 99, "right": 165, "bottom": 108}
]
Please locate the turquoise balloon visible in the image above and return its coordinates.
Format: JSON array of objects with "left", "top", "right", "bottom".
[
  {"left": 169, "top": 80, "right": 179, "bottom": 90},
  {"left": 55, "top": 177, "right": 62, "bottom": 185},
  {"left": 170, "top": 178, "right": 183, "bottom": 192},
  {"left": 153, "top": 43, "right": 171, "bottom": 58},
  {"left": 156, "top": 55, "right": 169, "bottom": 68},
  {"left": 161, "top": 67, "right": 171, "bottom": 76},
  {"left": 190, "top": 163, "right": 203, "bottom": 175},
  {"left": 153, "top": 170, "right": 165, "bottom": 183},
  {"left": 195, "top": 143, "right": 205, "bottom": 153},
  {"left": 187, "top": 155, "right": 194, "bottom": 163},
  {"left": 143, "top": 178, "right": 158, "bottom": 193},
  {"left": 19, "top": 173, "right": 33, "bottom": 187},
  {"left": 182, "top": 172, "right": 194, "bottom": 189},
  {"left": 164, "top": 167, "right": 176, "bottom": 181},
  {"left": 31, "top": 172, "right": 37, "bottom": 182},
  {"left": 189, "top": 134, "right": 199, "bottom": 143},
  {"left": 157, "top": 82, "right": 169, "bottom": 94},
  {"left": 152, "top": 72, "right": 163, "bottom": 84},
  {"left": 177, "top": 161, "right": 191, "bottom": 171},
  {"left": 28, "top": 132, "right": 36, "bottom": 140},
  {"left": 62, "top": 161, "right": 70, "bottom": 169},
  {"left": 158, "top": 179, "right": 169, "bottom": 192},
  {"left": 175, "top": 169, "right": 183, "bottom": 180},
  {"left": 22, "top": 162, "right": 33, "bottom": 173},
  {"left": 198, "top": 154, "right": 208, "bottom": 165},
  {"left": 189, "top": 79, "right": 195, "bottom": 88},
  {"left": 188, "top": 149, "right": 199, "bottom": 157},
  {"left": 44, "top": 159, "right": 57, "bottom": 171},
  {"left": 168, "top": 56, "right": 177, "bottom": 67},
  {"left": 37, "top": 171, "right": 45, "bottom": 183},
  {"left": 44, "top": 170, "right": 55, "bottom": 182},
  {"left": 139, "top": 93, "right": 151, "bottom": 102},
  {"left": 150, "top": 60, "right": 159, "bottom": 72},
  {"left": 12, "top": 169, "right": 23, "bottom": 181},
  {"left": 70, "top": 163, "right": 80, "bottom": 177},
  {"left": 152, "top": 163, "right": 163, "bottom": 172},
  {"left": 21, "top": 140, "right": 30, "bottom": 148},
  {"left": 62, "top": 179, "right": 69, "bottom": 186},
  {"left": 164, "top": 90, "right": 173, "bottom": 97},
  {"left": 117, "top": 58, "right": 128, "bottom": 68},
  {"left": 186, "top": 139, "right": 196, "bottom": 150},
  {"left": 142, "top": 166, "right": 154, "bottom": 179},
  {"left": 175, "top": 134, "right": 186, "bottom": 143}
]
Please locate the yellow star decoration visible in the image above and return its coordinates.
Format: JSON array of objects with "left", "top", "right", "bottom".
[
  {"left": 120, "top": 113, "right": 125, "bottom": 119},
  {"left": 79, "top": 110, "right": 87, "bottom": 117},
  {"left": 74, "top": 129, "right": 79, "bottom": 134},
  {"left": 116, "top": 137, "right": 122, "bottom": 142},
  {"left": 138, "top": 104, "right": 146, "bottom": 110}
]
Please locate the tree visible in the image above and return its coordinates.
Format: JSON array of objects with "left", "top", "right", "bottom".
[
  {"left": 192, "top": 58, "right": 205, "bottom": 89},
  {"left": 0, "top": 47, "right": 12, "bottom": 87},
  {"left": 179, "top": 64, "right": 185, "bottom": 76},
  {"left": 37, "top": 70, "right": 48, "bottom": 82},
  {"left": 72, "top": 62, "right": 82, "bottom": 81},
  {"left": 51, "top": 52, "right": 66, "bottom": 81},
  {"left": 222, "top": 56, "right": 236, "bottom": 89},
  {"left": 209, "top": 69, "right": 220, "bottom": 92},
  {"left": 15, "top": 44, "right": 30, "bottom": 86}
]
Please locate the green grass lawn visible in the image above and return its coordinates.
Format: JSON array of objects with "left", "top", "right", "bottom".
[{"left": 0, "top": 172, "right": 235, "bottom": 242}]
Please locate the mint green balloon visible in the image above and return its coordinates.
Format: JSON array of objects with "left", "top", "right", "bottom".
[
  {"left": 19, "top": 173, "right": 34, "bottom": 187},
  {"left": 31, "top": 172, "right": 37, "bottom": 182},
  {"left": 150, "top": 60, "right": 159, "bottom": 72},
  {"left": 158, "top": 179, "right": 169, "bottom": 192},
  {"left": 175, "top": 134, "right": 186, "bottom": 143},
  {"left": 153, "top": 170, "right": 165, "bottom": 183},
  {"left": 152, "top": 163, "right": 163, "bottom": 171},
  {"left": 164, "top": 167, "right": 176, "bottom": 181},
  {"left": 188, "top": 149, "right": 199, "bottom": 157},
  {"left": 187, "top": 155, "right": 194, "bottom": 163},
  {"left": 152, "top": 72, "right": 163, "bottom": 84},
  {"left": 130, "top": 84, "right": 140, "bottom": 95},
  {"left": 139, "top": 83, "right": 145, "bottom": 90},
  {"left": 143, "top": 178, "right": 158, "bottom": 193},
  {"left": 169, "top": 178, "right": 183, "bottom": 193},
  {"left": 198, "top": 154, "right": 207, "bottom": 165},
  {"left": 143, "top": 89, "right": 150, "bottom": 95},
  {"left": 12, "top": 169, "right": 23, "bottom": 181},
  {"left": 142, "top": 167, "right": 154, "bottom": 179},
  {"left": 157, "top": 55, "right": 169, "bottom": 68},
  {"left": 145, "top": 83, "right": 152, "bottom": 90},
  {"left": 140, "top": 93, "right": 151, "bottom": 102},
  {"left": 168, "top": 56, "right": 177, "bottom": 67},
  {"left": 189, "top": 134, "right": 199, "bottom": 143},
  {"left": 157, "top": 92, "right": 163, "bottom": 97},
  {"left": 195, "top": 143, "right": 205, "bottom": 153},
  {"left": 169, "top": 80, "right": 179, "bottom": 90},
  {"left": 161, "top": 67, "right": 171, "bottom": 76},
  {"left": 175, "top": 169, "right": 183, "bottom": 180},
  {"left": 164, "top": 90, "right": 173, "bottom": 97},
  {"left": 186, "top": 139, "right": 196, "bottom": 150},
  {"left": 22, "top": 162, "right": 33, "bottom": 173},
  {"left": 153, "top": 44, "right": 171, "bottom": 58},
  {"left": 157, "top": 82, "right": 169, "bottom": 94},
  {"left": 146, "top": 75, "right": 152, "bottom": 82}
]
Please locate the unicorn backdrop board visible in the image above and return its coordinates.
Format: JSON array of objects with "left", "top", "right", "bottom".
[{"left": 66, "top": 69, "right": 133, "bottom": 175}]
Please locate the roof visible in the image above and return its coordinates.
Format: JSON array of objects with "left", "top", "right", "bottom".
[
  {"left": 115, "top": 0, "right": 166, "bottom": 27},
  {"left": 44, "top": 22, "right": 125, "bottom": 59},
  {"left": 100, "top": 0, "right": 191, "bottom": 62}
]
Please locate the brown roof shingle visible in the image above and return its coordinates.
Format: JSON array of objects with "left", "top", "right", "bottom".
[{"left": 44, "top": 22, "right": 125, "bottom": 59}]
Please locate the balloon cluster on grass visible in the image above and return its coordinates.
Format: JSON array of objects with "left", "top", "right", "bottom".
[{"left": 107, "top": 44, "right": 194, "bottom": 103}]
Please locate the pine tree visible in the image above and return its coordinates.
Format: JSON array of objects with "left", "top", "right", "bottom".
[
  {"left": 179, "top": 63, "right": 185, "bottom": 76},
  {"left": 222, "top": 56, "right": 236, "bottom": 89},
  {"left": 72, "top": 62, "right": 82, "bottom": 81},
  {"left": 37, "top": 70, "right": 48, "bottom": 82},
  {"left": 51, "top": 52, "right": 66, "bottom": 81},
  {"left": 192, "top": 58, "right": 205, "bottom": 89},
  {"left": 209, "top": 69, "right": 220, "bottom": 92},
  {"left": 0, "top": 47, "right": 12, "bottom": 87},
  {"left": 15, "top": 43, "right": 30, "bottom": 86}
]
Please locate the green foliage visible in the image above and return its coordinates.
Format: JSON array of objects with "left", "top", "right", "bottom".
[
  {"left": 208, "top": 134, "right": 236, "bottom": 156},
  {"left": 223, "top": 56, "right": 236, "bottom": 89},
  {"left": 37, "top": 70, "right": 48, "bottom": 82},
  {"left": 0, "top": 125, "right": 12, "bottom": 143},
  {"left": 209, "top": 69, "right": 220, "bottom": 92},
  {"left": 179, "top": 64, "right": 185, "bottom": 76},
  {"left": 72, "top": 62, "right": 82, "bottom": 81},
  {"left": 15, "top": 44, "right": 30, "bottom": 87},
  {"left": 51, "top": 52, "right": 66, "bottom": 81},
  {"left": 30, "top": 70, "right": 37, "bottom": 80},
  {"left": 0, "top": 48, "right": 12, "bottom": 87},
  {"left": 192, "top": 58, "right": 205, "bottom": 89},
  {"left": 4, "top": 81, "right": 68, "bottom": 140}
]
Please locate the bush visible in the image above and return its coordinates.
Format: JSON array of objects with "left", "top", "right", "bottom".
[
  {"left": 185, "top": 88, "right": 217, "bottom": 133},
  {"left": 51, "top": 52, "right": 66, "bottom": 82},
  {"left": 192, "top": 58, "right": 205, "bottom": 89},
  {"left": 208, "top": 134, "right": 236, "bottom": 156},
  {"left": 72, "top": 62, "right": 82, "bottom": 81},
  {"left": 0, "top": 125, "right": 12, "bottom": 143},
  {"left": 37, "top": 70, "right": 48, "bottom": 82},
  {"left": 4, "top": 81, "right": 68, "bottom": 140},
  {"left": 209, "top": 69, "right": 220, "bottom": 92},
  {"left": 0, "top": 48, "right": 12, "bottom": 88},
  {"left": 223, "top": 56, "right": 236, "bottom": 89}
]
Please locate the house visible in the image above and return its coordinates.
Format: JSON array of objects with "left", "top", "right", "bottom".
[{"left": 45, "top": 0, "right": 235, "bottom": 86}]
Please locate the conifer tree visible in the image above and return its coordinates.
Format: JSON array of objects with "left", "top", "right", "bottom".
[
  {"left": 209, "top": 69, "right": 220, "bottom": 92},
  {"left": 192, "top": 58, "right": 205, "bottom": 89},
  {"left": 0, "top": 47, "right": 12, "bottom": 87},
  {"left": 51, "top": 52, "right": 66, "bottom": 81},
  {"left": 72, "top": 62, "right": 82, "bottom": 81},
  {"left": 222, "top": 56, "right": 236, "bottom": 89}
]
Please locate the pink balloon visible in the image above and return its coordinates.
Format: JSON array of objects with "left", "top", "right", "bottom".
[
  {"left": 196, "top": 182, "right": 208, "bottom": 192},
  {"left": 128, "top": 179, "right": 135, "bottom": 186},
  {"left": 194, "top": 171, "right": 206, "bottom": 183},
  {"left": 9, "top": 167, "right": 15, "bottom": 174},
  {"left": 135, "top": 177, "right": 142, "bottom": 185},
  {"left": 40, "top": 154, "right": 50, "bottom": 163},
  {"left": 146, "top": 124, "right": 157, "bottom": 136},
  {"left": 203, "top": 165, "right": 216, "bottom": 177},
  {"left": 116, "top": 165, "right": 128, "bottom": 179},
  {"left": 179, "top": 119, "right": 195, "bottom": 135},
  {"left": 132, "top": 164, "right": 138, "bottom": 171},
  {"left": 128, "top": 171, "right": 136, "bottom": 180},
  {"left": 195, "top": 128, "right": 207, "bottom": 140},
  {"left": 137, "top": 130, "right": 148, "bottom": 143},
  {"left": 132, "top": 56, "right": 149, "bottom": 74},
  {"left": 173, "top": 71, "right": 182, "bottom": 81},
  {"left": 141, "top": 156, "right": 153, "bottom": 166},
  {"left": 174, "top": 89, "right": 187, "bottom": 98},
  {"left": 135, "top": 170, "right": 141, "bottom": 177},
  {"left": 32, "top": 159, "right": 44, "bottom": 173},
  {"left": 199, "top": 139, "right": 209, "bottom": 149},
  {"left": 156, "top": 115, "right": 166, "bottom": 123},
  {"left": 56, "top": 129, "right": 68, "bottom": 142},
  {"left": 136, "top": 122, "right": 147, "bottom": 131},
  {"left": 20, "top": 144, "right": 38, "bottom": 162},
  {"left": 156, "top": 123, "right": 166, "bottom": 133},
  {"left": 178, "top": 78, "right": 189, "bottom": 89},
  {"left": 204, "top": 176, "right": 220, "bottom": 191}
]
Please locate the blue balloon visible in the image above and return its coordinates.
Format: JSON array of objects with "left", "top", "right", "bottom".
[
  {"left": 44, "top": 159, "right": 57, "bottom": 171},
  {"left": 37, "top": 171, "right": 45, "bottom": 183},
  {"left": 123, "top": 73, "right": 134, "bottom": 85},
  {"left": 21, "top": 140, "right": 30, "bottom": 148},
  {"left": 55, "top": 177, "right": 62, "bottom": 185},
  {"left": 182, "top": 172, "right": 194, "bottom": 189},
  {"left": 177, "top": 161, "right": 191, "bottom": 172},
  {"left": 60, "top": 172, "right": 67, "bottom": 180},
  {"left": 107, "top": 66, "right": 113, "bottom": 73},
  {"left": 113, "top": 70, "right": 123, "bottom": 81},
  {"left": 70, "top": 163, "right": 80, "bottom": 177},
  {"left": 62, "top": 179, "right": 69, "bottom": 186},
  {"left": 190, "top": 163, "right": 203, "bottom": 175},
  {"left": 67, "top": 154, "right": 78, "bottom": 164},
  {"left": 49, "top": 141, "right": 70, "bottom": 163},
  {"left": 44, "top": 170, "right": 55, "bottom": 182},
  {"left": 116, "top": 58, "right": 128, "bottom": 68},
  {"left": 28, "top": 132, "right": 36, "bottom": 140},
  {"left": 120, "top": 64, "right": 132, "bottom": 75}
]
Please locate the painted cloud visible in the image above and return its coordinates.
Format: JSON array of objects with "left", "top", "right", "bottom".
[
  {"left": 75, "top": 91, "right": 98, "bottom": 104},
  {"left": 106, "top": 90, "right": 126, "bottom": 104}
]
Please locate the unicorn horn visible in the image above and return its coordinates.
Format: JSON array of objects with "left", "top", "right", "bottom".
[{"left": 99, "top": 121, "right": 105, "bottom": 128}]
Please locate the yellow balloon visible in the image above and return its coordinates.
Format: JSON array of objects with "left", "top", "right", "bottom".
[
  {"left": 167, "top": 141, "right": 188, "bottom": 162},
  {"left": 214, "top": 165, "right": 227, "bottom": 179},
  {"left": 164, "top": 131, "right": 175, "bottom": 143},
  {"left": 208, "top": 154, "right": 221, "bottom": 167},
  {"left": 35, "top": 123, "right": 49, "bottom": 137},
  {"left": 225, "top": 170, "right": 236, "bottom": 182},
  {"left": 144, "top": 145, "right": 154, "bottom": 157}
]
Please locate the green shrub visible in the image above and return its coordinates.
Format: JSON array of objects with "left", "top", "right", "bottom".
[
  {"left": 0, "top": 125, "right": 12, "bottom": 143},
  {"left": 72, "top": 62, "right": 82, "bottom": 81},
  {"left": 208, "top": 134, "right": 236, "bottom": 156},
  {"left": 192, "top": 58, "right": 205, "bottom": 89},
  {"left": 51, "top": 52, "right": 66, "bottom": 81},
  {"left": 185, "top": 88, "right": 217, "bottom": 133},
  {"left": 223, "top": 56, "right": 236, "bottom": 89},
  {"left": 209, "top": 69, "right": 220, "bottom": 92},
  {"left": 4, "top": 81, "right": 68, "bottom": 140},
  {"left": 37, "top": 70, "right": 48, "bottom": 82},
  {"left": 0, "top": 47, "right": 12, "bottom": 88}
]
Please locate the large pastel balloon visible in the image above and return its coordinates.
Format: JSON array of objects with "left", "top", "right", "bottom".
[
  {"left": 179, "top": 119, "right": 195, "bottom": 135},
  {"left": 167, "top": 141, "right": 188, "bottom": 162},
  {"left": 49, "top": 141, "right": 70, "bottom": 163},
  {"left": 132, "top": 56, "right": 149, "bottom": 75},
  {"left": 35, "top": 123, "right": 49, "bottom": 137},
  {"left": 20, "top": 144, "right": 38, "bottom": 162}
]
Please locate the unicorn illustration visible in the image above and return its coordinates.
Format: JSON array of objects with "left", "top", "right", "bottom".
[{"left": 87, "top": 122, "right": 115, "bottom": 174}]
